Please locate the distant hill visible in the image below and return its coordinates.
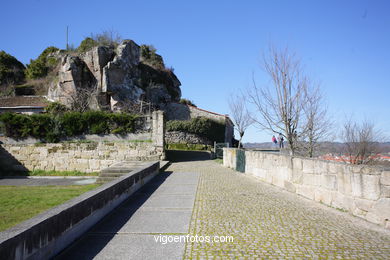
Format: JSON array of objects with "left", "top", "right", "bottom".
[{"left": 244, "top": 142, "right": 390, "bottom": 154}]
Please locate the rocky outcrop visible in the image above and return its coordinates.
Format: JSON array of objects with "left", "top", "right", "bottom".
[
  {"left": 48, "top": 55, "right": 96, "bottom": 106},
  {"left": 48, "top": 40, "right": 181, "bottom": 111}
]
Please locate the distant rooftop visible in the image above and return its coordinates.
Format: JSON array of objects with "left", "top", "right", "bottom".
[{"left": 0, "top": 96, "right": 49, "bottom": 108}]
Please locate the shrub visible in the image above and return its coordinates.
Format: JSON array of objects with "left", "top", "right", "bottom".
[
  {"left": 59, "top": 112, "right": 87, "bottom": 136},
  {"left": 0, "top": 113, "right": 31, "bottom": 138},
  {"left": 25, "top": 46, "right": 59, "bottom": 79},
  {"left": 83, "top": 111, "right": 109, "bottom": 134},
  {"left": 45, "top": 102, "right": 68, "bottom": 114},
  {"left": 108, "top": 113, "right": 138, "bottom": 134},
  {"left": 179, "top": 98, "right": 196, "bottom": 107},
  {"left": 0, "top": 51, "right": 26, "bottom": 85},
  {"left": 77, "top": 37, "right": 98, "bottom": 53},
  {"left": 166, "top": 143, "right": 211, "bottom": 151},
  {"left": 166, "top": 117, "right": 226, "bottom": 143},
  {"left": 90, "top": 30, "right": 122, "bottom": 47},
  {"left": 0, "top": 111, "right": 139, "bottom": 142},
  {"left": 140, "top": 45, "right": 165, "bottom": 69}
]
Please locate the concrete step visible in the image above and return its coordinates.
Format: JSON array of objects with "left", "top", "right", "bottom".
[
  {"left": 99, "top": 171, "right": 132, "bottom": 178},
  {"left": 96, "top": 177, "right": 118, "bottom": 184},
  {"left": 100, "top": 167, "right": 134, "bottom": 174}
]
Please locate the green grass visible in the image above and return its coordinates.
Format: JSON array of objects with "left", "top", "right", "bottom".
[
  {"left": 166, "top": 143, "right": 212, "bottom": 151},
  {"left": 29, "top": 169, "right": 99, "bottom": 176},
  {"left": 0, "top": 184, "right": 99, "bottom": 231},
  {"left": 214, "top": 158, "right": 223, "bottom": 164}
]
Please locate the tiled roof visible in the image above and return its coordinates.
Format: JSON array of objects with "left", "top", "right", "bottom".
[{"left": 0, "top": 96, "right": 49, "bottom": 108}]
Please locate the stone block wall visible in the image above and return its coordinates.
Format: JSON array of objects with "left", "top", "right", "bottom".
[
  {"left": 2, "top": 141, "right": 162, "bottom": 173},
  {"left": 223, "top": 148, "right": 390, "bottom": 229},
  {"left": 165, "top": 131, "right": 212, "bottom": 145},
  {"left": 1, "top": 111, "right": 165, "bottom": 173},
  {"left": 162, "top": 103, "right": 234, "bottom": 146}
]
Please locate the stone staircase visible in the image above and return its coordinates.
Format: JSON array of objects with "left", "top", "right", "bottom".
[{"left": 97, "top": 161, "right": 169, "bottom": 184}]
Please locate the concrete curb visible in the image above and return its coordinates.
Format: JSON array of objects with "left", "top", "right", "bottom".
[{"left": 0, "top": 176, "right": 99, "bottom": 179}]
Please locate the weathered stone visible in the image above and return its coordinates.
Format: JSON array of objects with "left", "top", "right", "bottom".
[
  {"left": 314, "top": 188, "right": 332, "bottom": 205},
  {"left": 331, "top": 192, "right": 353, "bottom": 211},
  {"left": 291, "top": 157, "right": 301, "bottom": 169},
  {"left": 351, "top": 173, "right": 363, "bottom": 198},
  {"left": 381, "top": 185, "right": 390, "bottom": 198},
  {"left": 352, "top": 207, "right": 367, "bottom": 218},
  {"left": 296, "top": 185, "right": 315, "bottom": 200},
  {"left": 354, "top": 198, "right": 375, "bottom": 211},
  {"left": 82, "top": 46, "right": 114, "bottom": 92},
  {"left": 381, "top": 171, "right": 390, "bottom": 185},
  {"left": 361, "top": 174, "right": 380, "bottom": 200},
  {"left": 48, "top": 39, "right": 181, "bottom": 111},
  {"left": 302, "top": 173, "right": 321, "bottom": 186},
  {"left": 366, "top": 198, "right": 390, "bottom": 225},
  {"left": 321, "top": 174, "right": 337, "bottom": 190},
  {"left": 302, "top": 159, "right": 315, "bottom": 174},
  {"left": 284, "top": 181, "right": 296, "bottom": 193}
]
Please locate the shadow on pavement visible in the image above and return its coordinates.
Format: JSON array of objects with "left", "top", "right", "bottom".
[
  {"left": 166, "top": 150, "right": 211, "bottom": 162},
  {"left": 55, "top": 170, "right": 173, "bottom": 259}
]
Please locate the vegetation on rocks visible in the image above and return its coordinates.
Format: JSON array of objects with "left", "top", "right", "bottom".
[
  {"left": 0, "top": 50, "right": 26, "bottom": 86},
  {"left": 25, "top": 46, "right": 59, "bottom": 79},
  {"left": 140, "top": 44, "right": 165, "bottom": 69},
  {"left": 179, "top": 98, "right": 196, "bottom": 107},
  {"left": 167, "top": 117, "right": 226, "bottom": 143},
  {"left": 166, "top": 143, "right": 212, "bottom": 151},
  {"left": 77, "top": 37, "right": 98, "bottom": 53}
]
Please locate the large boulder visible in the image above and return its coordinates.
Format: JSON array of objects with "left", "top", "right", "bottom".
[
  {"left": 48, "top": 55, "right": 96, "bottom": 106},
  {"left": 82, "top": 46, "right": 114, "bottom": 92}
]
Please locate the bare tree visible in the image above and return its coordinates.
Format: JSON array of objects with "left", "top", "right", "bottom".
[
  {"left": 228, "top": 93, "right": 253, "bottom": 148},
  {"left": 300, "top": 85, "right": 333, "bottom": 157},
  {"left": 248, "top": 46, "right": 307, "bottom": 155},
  {"left": 91, "top": 29, "right": 122, "bottom": 47},
  {"left": 342, "top": 119, "right": 381, "bottom": 164},
  {"left": 67, "top": 87, "right": 98, "bottom": 112},
  {"left": 117, "top": 100, "right": 154, "bottom": 115}
]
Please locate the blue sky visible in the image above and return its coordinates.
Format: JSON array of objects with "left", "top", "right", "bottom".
[{"left": 1, "top": 0, "right": 389, "bottom": 142}]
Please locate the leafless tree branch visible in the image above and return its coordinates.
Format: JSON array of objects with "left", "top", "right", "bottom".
[
  {"left": 247, "top": 46, "right": 307, "bottom": 155},
  {"left": 228, "top": 93, "right": 253, "bottom": 148}
]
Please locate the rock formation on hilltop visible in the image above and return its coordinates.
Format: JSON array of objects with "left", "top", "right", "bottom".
[{"left": 47, "top": 40, "right": 181, "bottom": 111}]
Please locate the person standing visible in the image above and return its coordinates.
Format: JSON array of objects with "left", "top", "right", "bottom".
[
  {"left": 272, "top": 135, "right": 277, "bottom": 147},
  {"left": 278, "top": 133, "right": 284, "bottom": 149}
]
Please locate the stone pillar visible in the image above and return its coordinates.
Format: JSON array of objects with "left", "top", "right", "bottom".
[{"left": 152, "top": 110, "right": 165, "bottom": 160}]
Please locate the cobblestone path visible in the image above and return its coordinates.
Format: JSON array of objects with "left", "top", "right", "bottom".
[{"left": 168, "top": 159, "right": 390, "bottom": 259}]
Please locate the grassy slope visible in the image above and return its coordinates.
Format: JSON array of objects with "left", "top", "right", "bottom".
[{"left": 0, "top": 184, "right": 99, "bottom": 231}]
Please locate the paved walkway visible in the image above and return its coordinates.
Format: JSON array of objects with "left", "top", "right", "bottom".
[
  {"left": 57, "top": 155, "right": 390, "bottom": 259},
  {"left": 56, "top": 167, "right": 200, "bottom": 259},
  {"left": 0, "top": 176, "right": 97, "bottom": 186}
]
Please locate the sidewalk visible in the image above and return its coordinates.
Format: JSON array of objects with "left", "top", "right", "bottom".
[{"left": 56, "top": 169, "right": 200, "bottom": 259}]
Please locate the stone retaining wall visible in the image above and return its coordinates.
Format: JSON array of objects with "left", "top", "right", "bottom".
[
  {"left": 223, "top": 148, "right": 390, "bottom": 229},
  {"left": 2, "top": 141, "right": 162, "bottom": 173},
  {"left": 0, "top": 111, "right": 165, "bottom": 173},
  {"left": 165, "top": 131, "right": 212, "bottom": 145}
]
